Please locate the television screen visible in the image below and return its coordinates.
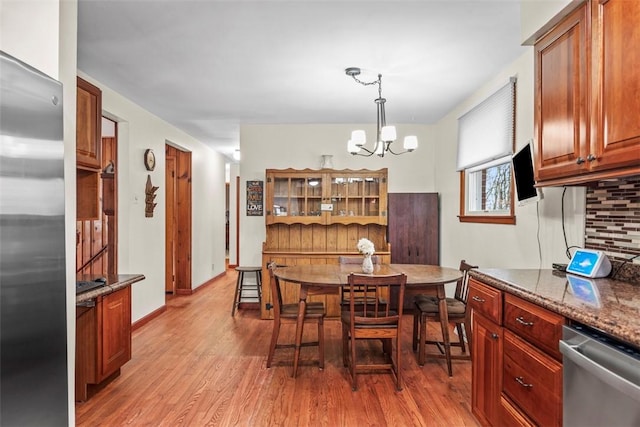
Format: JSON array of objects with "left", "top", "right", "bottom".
[{"left": 512, "top": 142, "right": 541, "bottom": 205}]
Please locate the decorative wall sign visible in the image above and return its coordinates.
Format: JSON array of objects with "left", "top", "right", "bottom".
[{"left": 246, "top": 180, "right": 263, "bottom": 216}]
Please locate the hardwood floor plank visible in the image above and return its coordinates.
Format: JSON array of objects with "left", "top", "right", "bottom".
[{"left": 76, "top": 267, "right": 480, "bottom": 426}]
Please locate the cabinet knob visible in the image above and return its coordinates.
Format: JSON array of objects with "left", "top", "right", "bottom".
[
  {"left": 587, "top": 154, "right": 596, "bottom": 162},
  {"left": 491, "top": 333, "right": 499, "bottom": 340},
  {"left": 576, "top": 157, "right": 585, "bottom": 165}
]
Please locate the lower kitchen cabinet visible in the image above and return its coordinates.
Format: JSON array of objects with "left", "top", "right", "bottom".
[
  {"left": 472, "top": 310, "right": 503, "bottom": 427},
  {"left": 469, "top": 278, "right": 564, "bottom": 427},
  {"left": 76, "top": 286, "right": 132, "bottom": 401}
]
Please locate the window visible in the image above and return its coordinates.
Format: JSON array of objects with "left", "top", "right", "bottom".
[{"left": 457, "top": 78, "right": 516, "bottom": 224}]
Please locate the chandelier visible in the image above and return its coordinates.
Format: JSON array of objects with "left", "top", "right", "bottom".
[{"left": 345, "top": 67, "right": 418, "bottom": 157}]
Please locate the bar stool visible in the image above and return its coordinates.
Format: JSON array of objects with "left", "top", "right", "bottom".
[{"left": 231, "top": 266, "right": 262, "bottom": 316}]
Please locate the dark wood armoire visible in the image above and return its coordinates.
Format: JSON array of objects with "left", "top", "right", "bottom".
[{"left": 387, "top": 192, "right": 440, "bottom": 310}]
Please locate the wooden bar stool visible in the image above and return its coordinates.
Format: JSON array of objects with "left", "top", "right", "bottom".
[{"left": 231, "top": 266, "right": 262, "bottom": 316}]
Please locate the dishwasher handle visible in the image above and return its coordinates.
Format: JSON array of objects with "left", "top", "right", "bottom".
[{"left": 560, "top": 340, "right": 640, "bottom": 401}]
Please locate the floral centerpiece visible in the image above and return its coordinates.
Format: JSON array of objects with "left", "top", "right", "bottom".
[
  {"left": 357, "top": 238, "right": 375, "bottom": 273},
  {"left": 357, "top": 238, "right": 375, "bottom": 256}
]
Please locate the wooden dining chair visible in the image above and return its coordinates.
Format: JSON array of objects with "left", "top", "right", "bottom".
[
  {"left": 338, "top": 256, "right": 384, "bottom": 311},
  {"left": 266, "top": 262, "right": 326, "bottom": 376},
  {"left": 412, "top": 260, "right": 478, "bottom": 376},
  {"left": 341, "top": 272, "right": 407, "bottom": 391}
]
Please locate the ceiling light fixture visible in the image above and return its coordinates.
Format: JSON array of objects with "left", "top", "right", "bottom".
[{"left": 345, "top": 67, "right": 418, "bottom": 157}]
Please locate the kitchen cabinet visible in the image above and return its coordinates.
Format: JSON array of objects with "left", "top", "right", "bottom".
[
  {"left": 76, "top": 286, "right": 131, "bottom": 401},
  {"left": 265, "top": 168, "right": 387, "bottom": 226},
  {"left": 469, "top": 278, "right": 564, "bottom": 427},
  {"left": 76, "top": 77, "right": 102, "bottom": 170},
  {"left": 388, "top": 193, "right": 438, "bottom": 264},
  {"left": 388, "top": 192, "right": 439, "bottom": 311},
  {"left": 533, "top": 0, "right": 640, "bottom": 186},
  {"left": 469, "top": 278, "right": 503, "bottom": 427},
  {"left": 76, "top": 77, "right": 102, "bottom": 219}
]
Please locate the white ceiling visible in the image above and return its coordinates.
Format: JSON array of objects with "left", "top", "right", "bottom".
[{"left": 77, "top": 0, "right": 524, "bottom": 161}]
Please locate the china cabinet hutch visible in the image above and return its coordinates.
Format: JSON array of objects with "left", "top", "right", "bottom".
[{"left": 261, "top": 168, "right": 390, "bottom": 319}]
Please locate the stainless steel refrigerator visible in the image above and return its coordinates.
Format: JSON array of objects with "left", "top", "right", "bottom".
[{"left": 0, "top": 51, "right": 68, "bottom": 426}]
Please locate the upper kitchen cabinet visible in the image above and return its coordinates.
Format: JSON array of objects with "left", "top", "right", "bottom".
[
  {"left": 533, "top": 0, "right": 640, "bottom": 186},
  {"left": 265, "top": 168, "right": 387, "bottom": 226},
  {"left": 76, "top": 77, "right": 102, "bottom": 170}
]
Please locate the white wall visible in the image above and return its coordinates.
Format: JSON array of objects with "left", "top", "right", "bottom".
[
  {"left": 238, "top": 123, "right": 435, "bottom": 266},
  {"left": 520, "top": 0, "right": 572, "bottom": 43},
  {"left": 434, "top": 50, "right": 585, "bottom": 270},
  {"left": 78, "top": 73, "right": 227, "bottom": 322}
]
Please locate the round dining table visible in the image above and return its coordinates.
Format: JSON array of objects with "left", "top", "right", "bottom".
[{"left": 273, "top": 263, "right": 463, "bottom": 377}]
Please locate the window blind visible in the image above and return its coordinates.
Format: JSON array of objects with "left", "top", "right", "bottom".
[{"left": 456, "top": 77, "right": 516, "bottom": 171}]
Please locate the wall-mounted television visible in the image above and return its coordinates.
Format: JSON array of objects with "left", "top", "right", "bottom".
[{"left": 512, "top": 141, "right": 542, "bottom": 206}]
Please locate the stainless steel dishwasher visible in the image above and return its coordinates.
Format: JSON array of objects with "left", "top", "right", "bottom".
[{"left": 560, "top": 323, "right": 640, "bottom": 427}]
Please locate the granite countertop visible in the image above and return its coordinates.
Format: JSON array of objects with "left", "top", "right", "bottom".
[
  {"left": 76, "top": 273, "right": 145, "bottom": 303},
  {"left": 469, "top": 268, "right": 640, "bottom": 348}
]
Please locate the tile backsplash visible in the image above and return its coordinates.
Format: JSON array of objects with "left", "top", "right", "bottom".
[{"left": 585, "top": 176, "right": 640, "bottom": 283}]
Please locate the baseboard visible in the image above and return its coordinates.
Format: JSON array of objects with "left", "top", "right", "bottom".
[
  {"left": 132, "top": 305, "right": 167, "bottom": 331},
  {"left": 192, "top": 271, "right": 226, "bottom": 293}
]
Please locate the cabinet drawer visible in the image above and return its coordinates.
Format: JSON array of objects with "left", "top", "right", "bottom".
[
  {"left": 504, "top": 293, "right": 564, "bottom": 360},
  {"left": 500, "top": 394, "right": 535, "bottom": 427},
  {"left": 503, "top": 330, "right": 562, "bottom": 427},
  {"left": 468, "top": 278, "right": 502, "bottom": 324}
]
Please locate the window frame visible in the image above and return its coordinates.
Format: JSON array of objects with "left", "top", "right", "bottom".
[
  {"left": 458, "top": 170, "right": 515, "bottom": 224},
  {"left": 457, "top": 78, "right": 516, "bottom": 225}
]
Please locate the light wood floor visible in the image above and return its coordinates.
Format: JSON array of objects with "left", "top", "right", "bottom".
[{"left": 76, "top": 267, "right": 480, "bottom": 426}]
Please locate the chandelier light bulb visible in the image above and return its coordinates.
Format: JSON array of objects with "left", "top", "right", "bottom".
[
  {"left": 351, "top": 130, "right": 366, "bottom": 146},
  {"left": 347, "top": 139, "right": 361, "bottom": 154},
  {"left": 403, "top": 135, "right": 418, "bottom": 151},
  {"left": 380, "top": 125, "right": 397, "bottom": 142}
]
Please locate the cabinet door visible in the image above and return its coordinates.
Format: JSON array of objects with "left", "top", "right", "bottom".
[
  {"left": 328, "top": 170, "right": 387, "bottom": 225},
  {"left": 472, "top": 311, "right": 503, "bottom": 427},
  {"left": 98, "top": 287, "right": 131, "bottom": 380},
  {"left": 534, "top": 4, "right": 589, "bottom": 182},
  {"left": 76, "top": 77, "right": 102, "bottom": 170},
  {"left": 388, "top": 193, "right": 438, "bottom": 264},
  {"left": 266, "top": 171, "right": 324, "bottom": 225},
  {"left": 590, "top": 0, "right": 640, "bottom": 171}
]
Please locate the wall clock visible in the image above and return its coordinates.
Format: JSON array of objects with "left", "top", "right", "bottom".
[{"left": 144, "top": 149, "right": 156, "bottom": 171}]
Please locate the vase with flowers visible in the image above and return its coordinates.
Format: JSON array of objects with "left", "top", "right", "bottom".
[{"left": 357, "top": 238, "right": 375, "bottom": 274}]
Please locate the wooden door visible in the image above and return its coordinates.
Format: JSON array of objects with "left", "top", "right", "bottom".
[
  {"left": 471, "top": 312, "right": 503, "bottom": 427},
  {"left": 533, "top": 4, "right": 589, "bottom": 182},
  {"left": 97, "top": 287, "right": 131, "bottom": 381},
  {"left": 165, "top": 155, "right": 176, "bottom": 293},
  {"left": 165, "top": 145, "right": 192, "bottom": 294},
  {"left": 590, "top": 0, "right": 640, "bottom": 172},
  {"left": 76, "top": 77, "right": 102, "bottom": 170}
]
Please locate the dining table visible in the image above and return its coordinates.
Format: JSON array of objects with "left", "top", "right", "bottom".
[{"left": 273, "top": 263, "right": 463, "bottom": 377}]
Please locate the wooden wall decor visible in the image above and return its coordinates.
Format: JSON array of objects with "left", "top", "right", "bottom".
[{"left": 145, "top": 174, "right": 159, "bottom": 217}]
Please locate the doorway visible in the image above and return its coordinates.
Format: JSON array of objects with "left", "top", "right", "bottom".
[
  {"left": 76, "top": 117, "right": 118, "bottom": 275},
  {"left": 165, "top": 144, "right": 192, "bottom": 296}
]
